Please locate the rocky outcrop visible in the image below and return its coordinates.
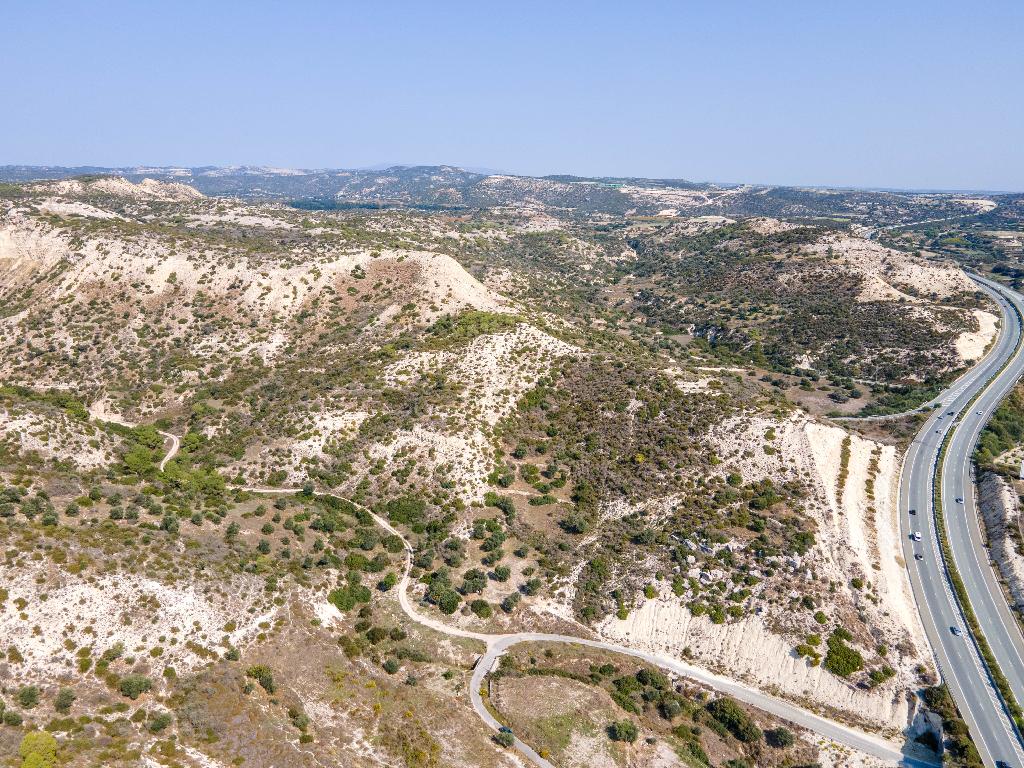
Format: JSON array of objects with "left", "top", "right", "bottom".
[{"left": 978, "top": 472, "right": 1024, "bottom": 610}]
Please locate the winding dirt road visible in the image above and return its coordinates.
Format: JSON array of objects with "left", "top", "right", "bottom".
[
  {"left": 214, "top": 480, "right": 929, "bottom": 766},
  {"left": 157, "top": 430, "right": 179, "bottom": 472}
]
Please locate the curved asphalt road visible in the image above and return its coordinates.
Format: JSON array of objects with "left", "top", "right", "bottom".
[
  {"left": 368, "top": 509, "right": 939, "bottom": 765},
  {"left": 901, "top": 275, "right": 1024, "bottom": 768},
  {"left": 161, "top": 279, "right": 1024, "bottom": 767},
  {"left": 226, "top": 485, "right": 926, "bottom": 765},
  {"left": 157, "top": 430, "right": 179, "bottom": 472}
]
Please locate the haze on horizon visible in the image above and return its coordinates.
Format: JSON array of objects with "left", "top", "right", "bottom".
[{"left": 2, "top": 0, "right": 1022, "bottom": 192}]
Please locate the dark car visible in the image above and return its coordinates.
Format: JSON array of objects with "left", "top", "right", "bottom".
[
  {"left": 909, "top": 508, "right": 916, "bottom": 515},
  {"left": 947, "top": 410, "right": 955, "bottom": 416},
  {"left": 914, "top": 553, "right": 924, "bottom": 560},
  {"left": 955, "top": 497, "right": 964, "bottom": 504},
  {"left": 951, "top": 626, "right": 963, "bottom": 637}
]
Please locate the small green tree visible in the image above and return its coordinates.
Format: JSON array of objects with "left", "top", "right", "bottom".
[
  {"left": 494, "top": 730, "right": 515, "bottom": 747},
  {"left": 54, "top": 688, "right": 76, "bottom": 714},
  {"left": 706, "top": 697, "right": 762, "bottom": 743},
  {"left": 608, "top": 719, "right": 639, "bottom": 742},
  {"left": 823, "top": 630, "right": 864, "bottom": 677},
  {"left": 246, "top": 665, "right": 275, "bottom": 693},
  {"left": 765, "top": 726, "right": 794, "bottom": 748},
  {"left": 470, "top": 599, "right": 493, "bottom": 618},
  {"left": 16, "top": 686, "right": 39, "bottom": 709},
  {"left": 19, "top": 730, "right": 58, "bottom": 768},
  {"left": 119, "top": 675, "right": 152, "bottom": 700}
]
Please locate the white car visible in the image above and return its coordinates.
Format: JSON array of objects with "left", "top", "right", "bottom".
[{"left": 913, "top": 531, "right": 923, "bottom": 541}]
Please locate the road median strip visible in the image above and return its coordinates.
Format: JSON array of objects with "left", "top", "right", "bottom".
[{"left": 929, "top": 281, "right": 1024, "bottom": 735}]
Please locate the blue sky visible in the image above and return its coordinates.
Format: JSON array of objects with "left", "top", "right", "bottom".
[{"left": 2, "top": 1, "right": 1022, "bottom": 190}]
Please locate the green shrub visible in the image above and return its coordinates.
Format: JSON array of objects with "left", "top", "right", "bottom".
[
  {"left": 149, "top": 712, "right": 173, "bottom": 733},
  {"left": 383, "top": 496, "right": 426, "bottom": 525},
  {"left": 54, "top": 688, "right": 76, "bottom": 714},
  {"left": 706, "top": 697, "right": 762, "bottom": 743},
  {"left": 119, "top": 675, "right": 152, "bottom": 700},
  {"left": 823, "top": 630, "right": 863, "bottom": 678},
  {"left": 608, "top": 719, "right": 639, "bottom": 742},
  {"left": 4, "top": 709, "right": 23, "bottom": 726},
  {"left": 494, "top": 729, "right": 515, "bottom": 747},
  {"left": 19, "top": 731, "right": 58, "bottom": 767},
  {"left": 766, "top": 726, "right": 794, "bottom": 748},
  {"left": 245, "top": 665, "right": 275, "bottom": 694},
  {"left": 16, "top": 686, "right": 39, "bottom": 709},
  {"left": 559, "top": 512, "right": 590, "bottom": 534},
  {"left": 329, "top": 583, "right": 372, "bottom": 612}
]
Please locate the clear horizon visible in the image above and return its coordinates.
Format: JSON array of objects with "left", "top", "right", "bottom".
[
  {"left": 2, "top": 1, "right": 1022, "bottom": 191},
  {"left": 2, "top": 161, "right": 1020, "bottom": 195}
]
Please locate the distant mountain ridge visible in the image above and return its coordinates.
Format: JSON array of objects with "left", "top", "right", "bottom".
[{"left": 2, "top": 164, "right": 1020, "bottom": 226}]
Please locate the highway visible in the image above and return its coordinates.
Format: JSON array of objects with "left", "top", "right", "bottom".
[
  {"left": 900, "top": 275, "right": 1024, "bottom": 768},
  {"left": 155, "top": 275, "right": 1024, "bottom": 766}
]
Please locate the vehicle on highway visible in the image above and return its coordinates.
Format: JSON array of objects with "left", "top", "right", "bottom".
[
  {"left": 951, "top": 626, "right": 963, "bottom": 637},
  {"left": 955, "top": 497, "right": 964, "bottom": 504},
  {"left": 947, "top": 410, "right": 955, "bottom": 416},
  {"left": 908, "top": 508, "right": 916, "bottom": 515},
  {"left": 977, "top": 410, "right": 983, "bottom": 415},
  {"left": 915, "top": 553, "right": 924, "bottom": 560},
  {"left": 995, "top": 760, "right": 1013, "bottom": 768},
  {"left": 913, "top": 531, "right": 922, "bottom": 541}
]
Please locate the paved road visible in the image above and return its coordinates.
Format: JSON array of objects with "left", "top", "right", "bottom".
[
  {"left": 342, "top": 498, "right": 927, "bottom": 763},
  {"left": 227, "top": 485, "right": 926, "bottom": 765},
  {"left": 901, "top": 275, "right": 1024, "bottom": 768},
  {"left": 170, "top": 281, "right": 1024, "bottom": 768},
  {"left": 470, "top": 634, "right": 936, "bottom": 767},
  {"left": 366, "top": 518, "right": 933, "bottom": 764},
  {"left": 157, "top": 430, "right": 179, "bottom": 472}
]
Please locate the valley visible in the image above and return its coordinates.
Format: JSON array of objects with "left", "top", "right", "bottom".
[{"left": 1, "top": 167, "right": 1023, "bottom": 768}]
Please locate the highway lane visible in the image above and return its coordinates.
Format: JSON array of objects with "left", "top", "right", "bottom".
[
  {"left": 901, "top": 275, "right": 1024, "bottom": 768},
  {"left": 158, "top": 277, "right": 1024, "bottom": 766}
]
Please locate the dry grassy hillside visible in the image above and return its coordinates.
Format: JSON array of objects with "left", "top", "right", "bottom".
[{"left": 0, "top": 177, "right": 982, "bottom": 766}]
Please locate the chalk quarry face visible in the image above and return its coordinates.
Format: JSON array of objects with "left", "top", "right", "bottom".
[{"left": 0, "top": 171, "right": 1006, "bottom": 766}]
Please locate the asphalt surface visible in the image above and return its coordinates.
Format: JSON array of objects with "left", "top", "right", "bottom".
[
  {"left": 470, "top": 634, "right": 936, "bottom": 767},
  {"left": 358, "top": 516, "right": 932, "bottom": 765},
  {"left": 186, "top": 448, "right": 941, "bottom": 763},
  {"left": 170, "top": 281, "right": 1024, "bottom": 766},
  {"left": 900, "top": 275, "right": 1024, "bottom": 768},
  {"left": 157, "top": 430, "right": 179, "bottom": 472}
]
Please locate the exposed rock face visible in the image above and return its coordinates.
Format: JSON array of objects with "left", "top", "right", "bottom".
[{"left": 977, "top": 471, "right": 1024, "bottom": 610}]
